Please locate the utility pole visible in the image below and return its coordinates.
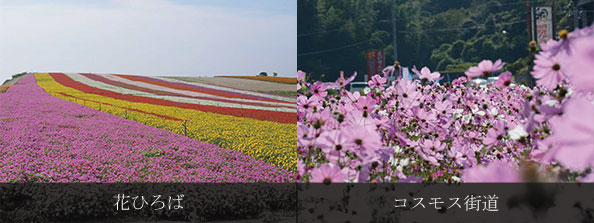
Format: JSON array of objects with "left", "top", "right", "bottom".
[
  {"left": 573, "top": 0, "right": 579, "bottom": 29},
  {"left": 392, "top": 0, "right": 398, "bottom": 62}
]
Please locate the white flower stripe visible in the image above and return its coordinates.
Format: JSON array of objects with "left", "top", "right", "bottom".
[
  {"left": 152, "top": 76, "right": 296, "bottom": 103},
  {"left": 64, "top": 73, "right": 296, "bottom": 113},
  {"left": 102, "top": 74, "right": 295, "bottom": 108}
]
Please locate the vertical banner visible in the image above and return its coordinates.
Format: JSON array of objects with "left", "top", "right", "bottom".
[
  {"left": 534, "top": 6, "right": 553, "bottom": 45},
  {"left": 402, "top": 66, "right": 411, "bottom": 80},
  {"left": 366, "top": 50, "right": 385, "bottom": 80},
  {"left": 375, "top": 50, "right": 385, "bottom": 76},
  {"left": 366, "top": 50, "right": 376, "bottom": 81}
]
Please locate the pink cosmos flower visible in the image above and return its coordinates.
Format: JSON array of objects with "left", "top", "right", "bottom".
[
  {"left": 297, "top": 95, "right": 319, "bottom": 112},
  {"left": 580, "top": 173, "right": 594, "bottom": 182},
  {"left": 342, "top": 124, "right": 383, "bottom": 155},
  {"left": 452, "top": 76, "right": 467, "bottom": 85},
  {"left": 465, "top": 59, "right": 505, "bottom": 78},
  {"left": 316, "top": 130, "right": 350, "bottom": 154},
  {"left": 434, "top": 100, "right": 453, "bottom": 116},
  {"left": 368, "top": 74, "right": 387, "bottom": 90},
  {"left": 416, "top": 108, "right": 437, "bottom": 125},
  {"left": 297, "top": 70, "right": 305, "bottom": 81},
  {"left": 546, "top": 97, "right": 594, "bottom": 171},
  {"left": 447, "top": 149, "right": 470, "bottom": 167},
  {"left": 334, "top": 71, "right": 358, "bottom": 89},
  {"left": 495, "top": 71, "right": 513, "bottom": 88},
  {"left": 419, "top": 139, "right": 446, "bottom": 166},
  {"left": 382, "top": 65, "right": 396, "bottom": 78},
  {"left": 531, "top": 51, "right": 566, "bottom": 90},
  {"left": 297, "top": 159, "right": 305, "bottom": 177},
  {"left": 354, "top": 96, "right": 376, "bottom": 113},
  {"left": 462, "top": 161, "right": 521, "bottom": 182},
  {"left": 412, "top": 66, "right": 441, "bottom": 82},
  {"left": 309, "top": 163, "right": 347, "bottom": 183},
  {"left": 483, "top": 122, "right": 506, "bottom": 146},
  {"left": 310, "top": 81, "right": 328, "bottom": 98},
  {"left": 562, "top": 36, "right": 594, "bottom": 92},
  {"left": 544, "top": 26, "right": 593, "bottom": 57},
  {"left": 297, "top": 70, "right": 309, "bottom": 90}
]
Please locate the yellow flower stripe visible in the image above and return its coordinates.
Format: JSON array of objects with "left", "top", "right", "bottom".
[{"left": 35, "top": 73, "right": 296, "bottom": 171}]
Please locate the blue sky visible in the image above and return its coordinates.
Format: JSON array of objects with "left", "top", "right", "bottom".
[{"left": 0, "top": 0, "right": 296, "bottom": 83}]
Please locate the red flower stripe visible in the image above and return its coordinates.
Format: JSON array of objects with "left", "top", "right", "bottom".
[
  {"left": 49, "top": 73, "right": 295, "bottom": 124},
  {"left": 116, "top": 74, "right": 294, "bottom": 105},
  {"left": 80, "top": 73, "right": 294, "bottom": 109},
  {"left": 57, "top": 92, "right": 184, "bottom": 121}
]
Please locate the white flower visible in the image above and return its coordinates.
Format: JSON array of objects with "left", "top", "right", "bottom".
[
  {"left": 471, "top": 106, "right": 486, "bottom": 116},
  {"left": 488, "top": 108, "right": 498, "bottom": 116},
  {"left": 388, "top": 156, "right": 398, "bottom": 167},
  {"left": 508, "top": 125, "right": 528, "bottom": 140},
  {"left": 393, "top": 145, "right": 402, "bottom": 154},
  {"left": 400, "top": 158, "right": 410, "bottom": 166},
  {"left": 462, "top": 114, "right": 472, "bottom": 123},
  {"left": 363, "top": 87, "right": 371, "bottom": 94},
  {"left": 566, "top": 88, "right": 573, "bottom": 98},
  {"left": 451, "top": 176, "right": 461, "bottom": 182},
  {"left": 452, "top": 109, "right": 464, "bottom": 118},
  {"left": 545, "top": 100, "right": 557, "bottom": 107},
  {"left": 378, "top": 110, "right": 388, "bottom": 116}
]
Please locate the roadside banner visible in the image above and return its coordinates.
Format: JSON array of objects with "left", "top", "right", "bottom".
[
  {"left": 366, "top": 50, "right": 385, "bottom": 80},
  {"left": 534, "top": 6, "right": 553, "bottom": 45}
]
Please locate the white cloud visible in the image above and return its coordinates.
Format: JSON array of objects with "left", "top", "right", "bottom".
[{"left": 0, "top": 0, "right": 296, "bottom": 84}]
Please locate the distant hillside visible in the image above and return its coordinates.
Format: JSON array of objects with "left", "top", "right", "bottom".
[
  {"left": 298, "top": 0, "right": 573, "bottom": 81},
  {"left": 2, "top": 72, "right": 28, "bottom": 85}
]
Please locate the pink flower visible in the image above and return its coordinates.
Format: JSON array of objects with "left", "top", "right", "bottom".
[
  {"left": 465, "top": 59, "right": 505, "bottom": 78},
  {"left": 452, "top": 76, "right": 467, "bottom": 85},
  {"left": 412, "top": 66, "right": 441, "bottom": 82},
  {"left": 309, "top": 163, "right": 347, "bottom": 183},
  {"left": 419, "top": 139, "right": 446, "bottom": 166},
  {"left": 342, "top": 125, "right": 383, "bottom": 155},
  {"left": 297, "top": 70, "right": 310, "bottom": 90},
  {"left": 546, "top": 97, "right": 594, "bottom": 171},
  {"left": 483, "top": 122, "right": 506, "bottom": 146},
  {"left": 562, "top": 36, "right": 594, "bottom": 92},
  {"left": 580, "top": 173, "right": 594, "bottom": 182},
  {"left": 310, "top": 81, "right": 328, "bottom": 98},
  {"left": 382, "top": 65, "right": 396, "bottom": 78},
  {"left": 462, "top": 161, "right": 521, "bottom": 182},
  {"left": 297, "top": 70, "right": 305, "bottom": 81},
  {"left": 297, "top": 95, "right": 319, "bottom": 112},
  {"left": 354, "top": 96, "right": 376, "bottom": 113},
  {"left": 368, "top": 75, "right": 387, "bottom": 90},
  {"left": 334, "top": 71, "right": 357, "bottom": 88},
  {"left": 495, "top": 71, "right": 513, "bottom": 88},
  {"left": 434, "top": 100, "right": 453, "bottom": 116},
  {"left": 297, "top": 159, "right": 305, "bottom": 177},
  {"left": 531, "top": 51, "right": 566, "bottom": 90},
  {"left": 316, "top": 130, "right": 349, "bottom": 154}
]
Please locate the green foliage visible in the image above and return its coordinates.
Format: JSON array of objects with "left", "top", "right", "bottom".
[{"left": 299, "top": 0, "right": 573, "bottom": 81}]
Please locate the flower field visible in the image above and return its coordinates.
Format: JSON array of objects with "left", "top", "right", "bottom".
[
  {"left": 297, "top": 25, "right": 594, "bottom": 183},
  {"left": 0, "top": 75, "right": 294, "bottom": 182},
  {"left": 216, "top": 75, "right": 298, "bottom": 84},
  {"left": 27, "top": 72, "right": 297, "bottom": 172}
]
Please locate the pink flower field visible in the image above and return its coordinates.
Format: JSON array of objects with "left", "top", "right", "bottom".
[
  {"left": 0, "top": 75, "right": 294, "bottom": 182},
  {"left": 297, "top": 24, "right": 594, "bottom": 183}
]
